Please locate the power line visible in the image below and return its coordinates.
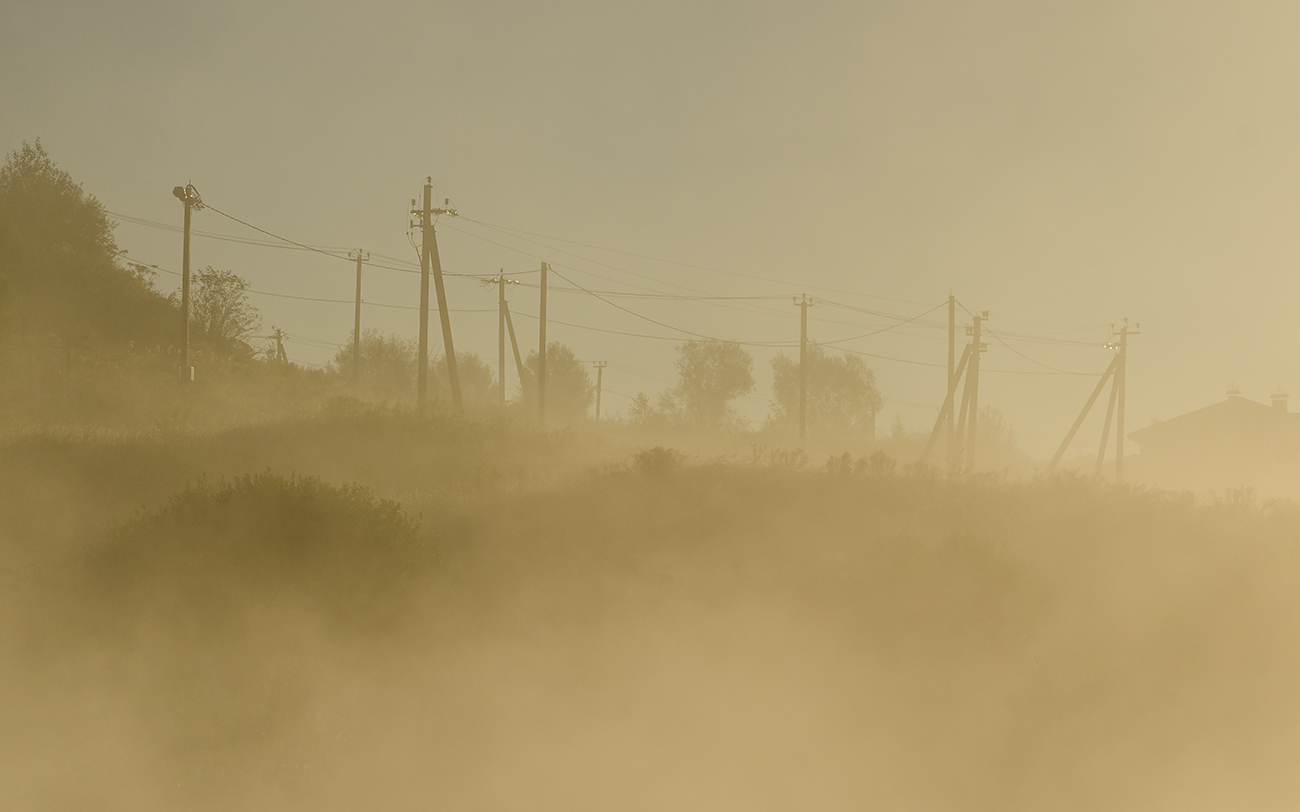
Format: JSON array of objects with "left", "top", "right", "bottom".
[
  {"left": 460, "top": 215, "right": 939, "bottom": 307},
  {"left": 545, "top": 266, "right": 792, "bottom": 347}
]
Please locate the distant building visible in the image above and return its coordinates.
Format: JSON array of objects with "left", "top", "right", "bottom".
[{"left": 1128, "top": 390, "right": 1300, "bottom": 491}]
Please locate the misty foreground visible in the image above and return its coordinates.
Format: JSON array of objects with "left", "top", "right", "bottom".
[{"left": 2, "top": 410, "right": 1299, "bottom": 811}]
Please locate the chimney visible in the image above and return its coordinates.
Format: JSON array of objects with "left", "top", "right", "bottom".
[{"left": 1272, "top": 390, "right": 1288, "bottom": 413}]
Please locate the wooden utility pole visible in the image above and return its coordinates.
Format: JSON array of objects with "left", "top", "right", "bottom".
[
  {"left": 592, "top": 361, "right": 607, "bottom": 420},
  {"left": 946, "top": 293, "right": 956, "bottom": 462},
  {"left": 1048, "top": 355, "right": 1119, "bottom": 470},
  {"left": 348, "top": 249, "right": 369, "bottom": 383},
  {"left": 412, "top": 178, "right": 461, "bottom": 410},
  {"left": 966, "top": 312, "right": 986, "bottom": 470},
  {"left": 795, "top": 294, "right": 815, "bottom": 445},
  {"left": 172, "top": 183, "right": 202, "bottom": 383},
  {"left": 538, "top": 261, "right": 548, "bottom": 424}
]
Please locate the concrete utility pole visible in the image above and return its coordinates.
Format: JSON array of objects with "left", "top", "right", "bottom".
[
  {"left": 965, "top": 312, "right": 987, "bottom": 471},
  {"left": 499, "top": 272, "right": 506, "bottom": 407},
  {"left": 592, "top": 361, "right": 607, "bottom": 420},
  {"left": 794, "top": 294, "right": 815, "bottom": 445},
  {"left": 1048, "top": 354, "right": 1119, "bottom": 471},
  {"left": 172, "top": 183, "right": 202, "bottom": 383},
  {"left": 1095, "top": 369, "right": 1119, "bottom": 475},
  {"left": 1114, "top": 319, "right": 1138, "bottom": 483},
  {"left": 921, "top": 343, "right": 972, "bottom": 464},
  {"left": 503, "top": 301, "right": 526, "bottom": 391},
  {"left": 411, "top": 178, "right": 461, "bottom": 410},
  {"left": 946, "top": 293, "right": 956, "bottom": 461},
  {"left": 348, "top": 249, "right": 369, "bottom": 383},
  {"left": 482, "top": 270, "right": 518, "bottom": 406},
  {"left": 538, "top": 261, "right": 549, "bottom": 424}
]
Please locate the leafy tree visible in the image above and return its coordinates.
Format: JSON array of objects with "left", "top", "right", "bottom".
[
  {"left": 668, "top": 340, "right": 753, "bottom": 430},
  {"left": 331, "top": 330, "right": 416, "bottom": 398},
  {"left": 0, "top": 140, "right": 173, "bottom": 347},
  {"left": 191, "top": 266, "right": 261, "bottom": 352},
  {"left": 770, "top": 344, "right": 882, "bottom": 436},
  {"left": 522, "top": 341, "right": 593, "bottom": 423},
  {"left": 429, "top": 351, "right": 498, "bottom": 408}
]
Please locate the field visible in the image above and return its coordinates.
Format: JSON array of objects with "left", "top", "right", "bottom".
[{"left": 3, "top": 406, "right": 1299, "bottom": 811}]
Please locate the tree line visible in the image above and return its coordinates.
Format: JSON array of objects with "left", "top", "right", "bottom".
[{"left": 0, "top": 139, "right": 884, "bottom": 436}]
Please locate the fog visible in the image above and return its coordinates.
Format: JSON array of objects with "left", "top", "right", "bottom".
[{"left": 6, "top": 0, "right": 1300, "bottom": 808}]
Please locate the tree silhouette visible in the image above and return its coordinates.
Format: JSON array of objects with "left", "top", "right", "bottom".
[
  {"left": 770, "top": 344, "right": 882, "bottom": 436},
  {"left": 522, "top": 341, "right": 593, "bottom": 423},
  {"left": 0, "top": 139, "right": 172, "bottom": 347},
  {"left": 669, "top": 340, "right": 754, "bottom": 430},
  {"left": 191, "top": 266, "right": 261, "bottom": 352}
]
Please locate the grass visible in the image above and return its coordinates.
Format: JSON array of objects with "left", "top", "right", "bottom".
[{"left": 4, "top": 408, "right": 1300, "bottom": 810}]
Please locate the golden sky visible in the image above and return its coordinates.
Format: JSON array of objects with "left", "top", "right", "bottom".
[{"left": 5, "top": 0, "right": 1300, "bottom": 451}]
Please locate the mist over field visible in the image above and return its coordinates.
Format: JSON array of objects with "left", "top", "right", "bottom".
[{"left": 8, "top": 1, "right": 1300, "bottom": 808}]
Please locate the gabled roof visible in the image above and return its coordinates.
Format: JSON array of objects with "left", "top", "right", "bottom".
[{"left": 1128, "top": 396, "right": 1299, "bottom": 444}]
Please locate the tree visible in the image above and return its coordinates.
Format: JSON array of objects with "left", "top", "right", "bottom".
[
  {"left": 429, "top": 351, "right": 498, "bottom": 408},
  {"left": 770, "top": 344, "right": 882, "bottom": 437},
  {"left": 332, "top": 330, "right": 417, "bottom": 398},
  {"left": 522, "top": 342, "right": 593, "bottom": 423},
  {"left": 191, "top": 266, "right": 261, "bottom": 353},
  {"left": 668, "top": 340, "right": 753, "bottom": 430},
  {"left": 0, "top": 140, "right": 173, "bottom": 347}
]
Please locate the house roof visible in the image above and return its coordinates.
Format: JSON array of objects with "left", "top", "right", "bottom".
[{"left": 1128, "top": 396, "right": 1298, "bottom": 444}]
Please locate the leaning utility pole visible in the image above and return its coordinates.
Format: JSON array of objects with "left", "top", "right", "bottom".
[
  {"left": 503, "top": 300, "right": 527, "bottom": 391},
  {"left": 538, "top": 261, "right": 549, "bottom": 424},
  {"left": 348, "top": 249, "right": 369, "bottom": 383},
  {"left": 946, "top": 293, "right": 956, "bottom": 461},
  {"left": 592, "top": 361, "right": 607, "bottom": 420},
  {"left": 172, "top": 183, "right": 202, "bottom": 383},
  {"left": 794, "top": 294, "right": 815, "bottom": 445},
  {"left": 1047, "top": 320, "right": 1136, "bottom": 476},
  {"left": 411, "top": 178, "right": 462, "bottom": 410}
]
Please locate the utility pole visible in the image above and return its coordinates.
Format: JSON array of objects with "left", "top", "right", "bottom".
[
  {"left": 1114, "top": 319, "right": 1138, "bottom": 483},
  {"left": 503, "top": 300, "right": 527, "bottom": 391},
  {"left": 922, "top": 343, "right": 972, "bottom": 464},
  {"left": 1047, "top": 321, "right": 1136, "bottom": 474},
  {"left": 348, "top": 249, "right": 369, "bottom": 383},
  {"left": 271, "top": 327, "right": 288, "bottom": 365},
  {"left": 538, "top": 261, "right": 549, "bottom": 424},
  {"left": 794, "top": 294, "right": 816, "bottom": 445},
  {"left": 172, "top": 183, "right": 202, "bottom": 383},
  {"left": 482, "top": 270, "right": 519, "bottom": 406},
  {"left": 965, "top": 312, "right": 987, "bottom": 471},
  {"left": 946, "top": 293, "right": 956, "bottom": 462},
  {"left": 592, "top": 361, "right": 607, "bottom": 420},
  {"left": 411, "top": 178, "right": 461, "bottom": 410},
  {"left": 499, "top": 271, "right": 506, "bottom": 407}
]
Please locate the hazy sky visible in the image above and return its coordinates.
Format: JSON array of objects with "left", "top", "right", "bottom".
[{"left": 5, "top": 0, "right": 1300, "bottom": 453}]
